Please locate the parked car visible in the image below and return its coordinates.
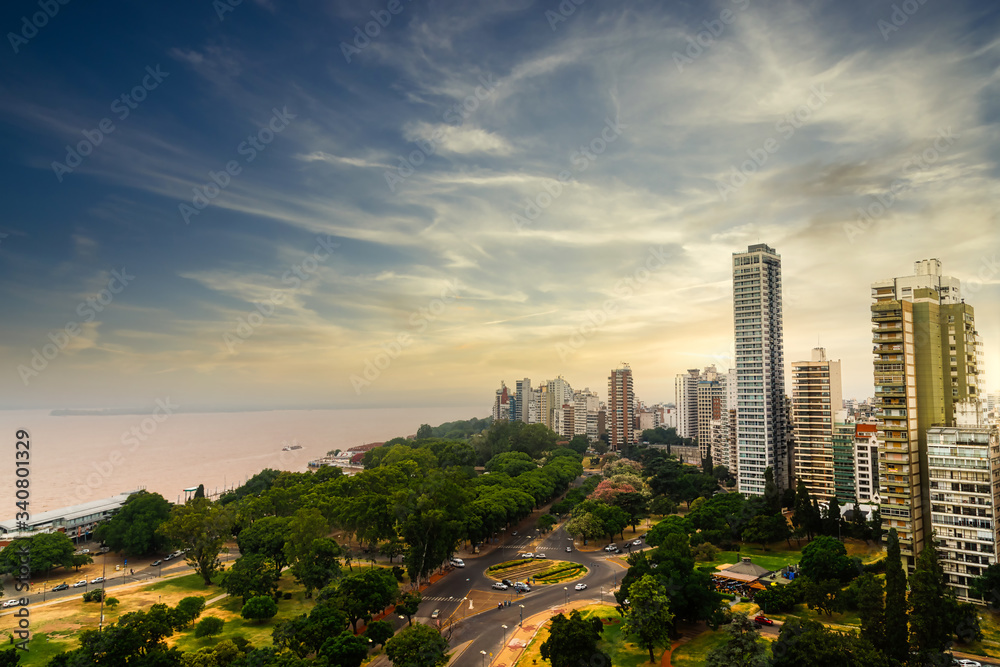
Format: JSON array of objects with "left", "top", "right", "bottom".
[
  {"left": 52, "top": 583, "right": 69, "bottom": 592},
  {"left": 534, "top": 553, "right": 547, "bottom": 559},
  {"left": 163, "top": 554, "right": 173, "bottom": 561},
  {"left": 519, "top": 552, "right": 534, "bottom": 559},
  {"left": 451, "top": 558, "right": 465, "bottom": 568},
  {"left": 81, "top": 549, "right": 90, "bottom": 554},
  {"left": 574, "top": 583, "right": 587, "bottom": 591},
  {"left": 151, "top": 560, "right": 162, "bottom": 566},
  {"left": 754, "top": 615, "right": 774, "bottom": 626},
  {"left": 501, "top": 579, "right": 513, "bottom": 587},
  {"left": 566, "top": 546, "right": 572, "bottom": 552},
  {"left": 430, "top": 609, "right": 440, "bottom": 619},
  {"left": 72, "top": 580, "right": 87, "bottom": 588},
  {"left": 492, "top": 582, "right": 508, "bottom": 590},
  {"left": 90, "top": 577, "right": 105, "bottom": 585},
  {"left": 2, "top": 600, "right": 18, "bottom": 609},
  {"left": 170, "top": 551, "right": 183, "bottom": 559},
  {"left": 953, "top": 660, "right": 981, "bottom": 667},
  {"left": 632, "top": 539, "right": 642, "bottom": 546}
]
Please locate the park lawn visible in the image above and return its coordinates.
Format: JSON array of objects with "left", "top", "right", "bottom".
[
  {"left": 670, "top": 630, "right": 728, "bottom": 667},
  {"left": 765, "top": 604, "right": 861, "bottom": 629},
  {"left": 5, "top": 572, "right": 228, "bottom": 666},
  {"left": 170, "top": 580, "right": 314, "bottom": 653},
  {"left": 952, "top": 608, "right": 1000, "bottom": 660}
]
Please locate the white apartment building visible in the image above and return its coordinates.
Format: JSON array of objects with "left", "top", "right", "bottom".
[
  {"left": 675, "top": 369, "right": 700, "bottom": 440},
  {"left": 853, "top": 422, "right": 880, "bottom": 504}
]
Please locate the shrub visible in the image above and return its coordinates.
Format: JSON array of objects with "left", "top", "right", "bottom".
[
  {"left": 195, "top": 616, "right": 225, "bottom": 638},
  {"left": 692, "top": 543, "right": 719, "bottom": 562},
  {"left": 282, "top": 592, "right": 292, "bottom": 600},
  {"left": 82, "top": 589, "right": 104, "bottom": 603}
]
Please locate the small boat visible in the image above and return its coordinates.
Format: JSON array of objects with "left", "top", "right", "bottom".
[{"left": 281, "top": 444, "right": 303, "bottom": 451}]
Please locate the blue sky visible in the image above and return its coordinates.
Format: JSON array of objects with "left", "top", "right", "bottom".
[{"left": 1, "top": 0, "right": 999, "bottom": 410}]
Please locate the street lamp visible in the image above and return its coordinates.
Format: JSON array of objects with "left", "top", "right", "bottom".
[
  {"left": 519, "top": 604, "right": 525, "bottom": 628},
  {"left": 563, "top": 586, "right": 568, "bottom": 605},
  {"left": 480, "top": 649, "right": 487, "bottom": 667},
  {"left": 501, "top": 624, "right": 508, "bottom": 647}
]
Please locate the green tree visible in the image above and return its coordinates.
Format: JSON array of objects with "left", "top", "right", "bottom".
[
  {"left": 792, "top": 480, "right": 816, "bottom": 540},
  {"left": 158, "top": 498, "right": 232, "bottom": 585},
  {"left": 290, "top": 538, "right": 343, "bottom": 598},
  {"left": 621, "top": 574, "right": 674, "bottom": 663},
  {"left": 801, "top": 577, "right": 841, "bottom": 617},
  {"left": 194, "top": 617, "right": 224, "bottom": 639},
  {"left": 763, "top": 467, "right": 780, "bottom": 514},
  {"left": 564, "top": 511, "right": 605, "bottom": 545},
  {"left": 416, "top": 424, "right": 433, "bottom": 440},
  {"left": 237, "top": 515, "right": 293, "bottom": 571},
  {"left": 799, "top": 536, "right": 853, "bottom": 582},
  {"left": 327, "top": 568, "right": 399, "bottom": 632},
  {"left": 194, "top": 484, "right": 206, "bottom": 499},
  {"left": 241, "top": 596, "right": 278, "bottom": 624},
  {"left": 540, "top": 611, "right": 608, "bottom": 667},
  {"left": 770, "top": 618, "right": 888, "bottom": 667},
  {"left": 0, "top": 649, "right": 18, "bottom": 667},
  {"left": 104, "top": 597, "right": 120, "bottom": 611},
  {"left": 970, "top": 562, "right": 1000, "bottom": 606},
  {"left": 883, "top": 528, "right": 908, "bottom": 665},
  {"left": 223, "top": 554, "right": 281, "bottom": 604},
  {"left": 567, "top": 435, "right": 590, "bottom": 455},
  {"left": 319, "top": 631, "right": 369, "bottom": 667},
  {"left": 170, "top": 596, "right": 206, "bottom": 629},
  {"left": 537, "top": 513, "right": 557, "bottom": 532},
  {"left": 705, "top": 612, "right": 769, "bottom": 667},
  {"left": 824, "top": 495, "right": 843, "bottom": 538},
  {"left": 365, "top": 619, "right": 395, "bottom": 648},
  {"left": 0, "top": 532, "right": 75, "bottom": 576},
  {"left": 395, "top": 591, "right": 422, "bottom": 626},
  {"left": 909, "top": 539, "right": 954, "bottom": 660},
  {"left": 854, "top": 573, "right": 885, "bottom": 651},
  {"left": 94, "top": 491, "right": 173, "bottom": 557},
  {"left": 384, "top": 623, "right": 450, "bottom": 667}
]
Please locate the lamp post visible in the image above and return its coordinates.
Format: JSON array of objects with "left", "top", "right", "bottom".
[
  {"left": 501, "top": 624, "right": 508, "bottom": 647},
  {"left": 480, "top": 649, "right": 487, "bottom": 667},
  {"left": 519, "top": 604, "right": 525, "bottom": 628},
  {"left": 563, "top": 586, "right": 568, "bottom": 606}
]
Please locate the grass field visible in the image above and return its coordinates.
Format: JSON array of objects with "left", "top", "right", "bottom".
[{"left": 669, "top": 630, "right": 728, "bottom": 667}]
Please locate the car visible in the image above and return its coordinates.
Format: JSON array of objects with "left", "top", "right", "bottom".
[
  {"left": 604, "top": 544, "right": 617, "bottom": 551},
  {"left": 754, "top": 615, "right": 774, "bottom": 626},
  {"left": 519, "top": 552, "right": 534, "bottom": 559},
  {"left": 151, "top": 560, "right": 162, "bottom": 566},
  {"left": 100, "top": 546, "right": 110, "bottom": 553},
  {"left": 633, "top": 539, "right": 642, "bottom": 545},
  {"left": 492, "top": 582, "right": 508, "bottom": 590},
  {"left": 171, "top": 551, "right": 183, "bottom": 559},
  {"left": 511, "top": 531, "right": 518, "bottom": 536},
  {"left": 72, "top": 580, "right": 87, "bottom": 588},
  {"left": 612, "top": 547, "right": 622, "bottom": 554},
  {"left": 574, "top": 583, "right": 587, "bottom": 591},
  {"left": 52, "top": 583, "right": 69, "bottom": 592},
  {"left": 501, "top": 579, "right": 513, "bottom": 587},
  {"left": 90, "top": 577, "right": 105, "bottom": 584},
  {"left": 163, "top": 554, "right": 173, "bottom": 561},
  {"left": 514, "top": 582, "right": 531, "bottom": 592},
  {"left": 953, "top": 661, "right": 981, "bottom": 667},
  {"left": 566, "top": 546, "right": 572, "bottom": 552},
  {"left": 2, "top": 600, "right": 18, "bottom": 609},
  {"left": 430, "top": 609, "right": 440, "bottom": 619},
  {"left": 451, "top": 558, "right": 465, "bottom": 568},
  {"left": 534, "top": 553, "right": 547, "bottom": 559},
  {"left": 81, "top": 549, "right": 90, "bottom": 554}
]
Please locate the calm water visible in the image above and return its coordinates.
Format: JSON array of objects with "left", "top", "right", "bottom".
[{"left": 0, "top": 407, "right": 481, "bottom": 515}]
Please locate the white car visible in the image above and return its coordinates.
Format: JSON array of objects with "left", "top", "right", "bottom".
[
  {"left": 451, "top": 558, "right": 465, "bottom": 568},
  {"left": 90, "top": 577, "right": 105, "bottom": 584},
  {"left": 533, "top": 553, "right": 547, "bottom": 559},
  {"left": 72, "top": 580, "right": 87, "bottom": 588},
  {"left": 492, "top": 582, "right": 508, "bottom": 590},
  {"left": 953, "top": 660, "right": 981, "bottom": 667},
  {"left": 574, "top": 583, "right": 587, "bottom": 591},
  {"left": 2, "top": 600, "right": 19, "bottom": 609},
  {"left": 519, "top": 553, "right": 534, "bottom": 559},
  {"left": 633, "top": 539, "right": 642, "bottom": 545}
]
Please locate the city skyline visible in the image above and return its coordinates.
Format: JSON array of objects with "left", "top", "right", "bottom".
[{"left": 2, "top": 1, "right": 999, "bottom": 411}]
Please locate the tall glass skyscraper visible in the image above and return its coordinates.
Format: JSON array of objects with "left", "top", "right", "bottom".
[{"left": 733, "top": 244, "right": 789, "bottom": 495}]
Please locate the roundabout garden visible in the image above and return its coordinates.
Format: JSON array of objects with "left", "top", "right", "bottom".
[{"left": 485, "top": 558, "right": 588, "bottom": 585}]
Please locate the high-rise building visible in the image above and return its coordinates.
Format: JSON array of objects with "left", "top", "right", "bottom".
[
  {"left": 928, "top": 416, "right": 1000, "bottom": 601},
  {"left": 675, "top": 369, "right": 700, "bottom": 440},
  {"left": 853, "top": 422, "right": 880, "bottom": 504},
  {"left": 492, "top": 381, "right": 511, "bottom": 422},
  {"left": 872, "top": 258, "right": 984, "bottom": 567},
  {"left": 733, "top": 243, "right": 789, "bottom": 495},
  {"left": 696, "top": 366, "right": 724, "bottom": 461},
  {"left": 515, "top": 378, "right": 532, "bottom": 423},
  {"left": 540, "top": 377, "right": 573, "bottom": 432},
  {"left": 791, "top": 348, "right": 844, "bottom": 501},
  {"left": 608, "top": 365, "right": 635, "bottom": 451},
  {"left": 574, "top": 388, "right": 601, "bottom": 440},
  {"left": 833, "top": 419, "right": 856, "bottom": 504}
]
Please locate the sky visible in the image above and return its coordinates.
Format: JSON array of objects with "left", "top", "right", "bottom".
[{"left": 1, "top": 0, "right": 999, "bottom": 412}]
